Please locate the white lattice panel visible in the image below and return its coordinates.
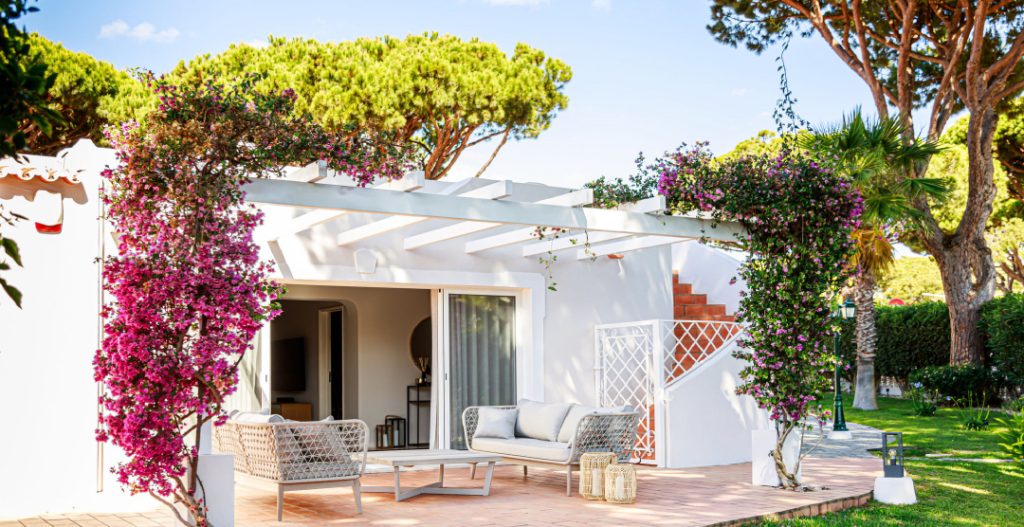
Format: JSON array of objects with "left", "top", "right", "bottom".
[
  {"left": 662, "top": 321, "right": 742, "bottom": 384},
  {"left": 595, "top": 322, "right": 658, "bottom": 463}
]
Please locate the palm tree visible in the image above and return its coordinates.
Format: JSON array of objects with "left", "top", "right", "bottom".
[{"left": 804, "top": 110, "right": 947, "bottom": 410}]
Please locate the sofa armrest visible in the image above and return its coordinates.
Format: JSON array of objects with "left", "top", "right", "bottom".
[
  {"left": 462, "top": 405, "right": 517, "bottom": 450},
  {"left": 569, "top": 411, "right": 640, "bottom": 464}
]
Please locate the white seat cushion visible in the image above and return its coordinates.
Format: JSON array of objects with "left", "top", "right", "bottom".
[
  {"left": 471, "top": 437, "right": 571, "bottom": 463},
  {"left": 474, "top": 407, "right": 518, "bottom": 439},
  {"left": 515, "top": 399, "right": 572, "bottom": 441}
]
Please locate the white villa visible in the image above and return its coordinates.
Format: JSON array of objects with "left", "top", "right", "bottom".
[{"left": 0, "top": 140, "right": 769, "bottom": 519}]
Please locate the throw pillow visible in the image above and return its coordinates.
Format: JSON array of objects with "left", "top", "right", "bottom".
[
  {"left": 473, "top": 407, "right": 518, "bottom": 440},
  {"left": 515, "top": 399, "right": 572, "bottom": 442}
]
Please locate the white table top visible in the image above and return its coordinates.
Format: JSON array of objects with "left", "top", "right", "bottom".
[{"left": 366, "top": 449, "right": 502, "bottom": 467}]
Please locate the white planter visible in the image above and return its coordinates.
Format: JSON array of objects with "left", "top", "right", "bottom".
[
  {"left": 174, "top": 452, "right": 235, "bottom": 526},
  {"left": 751, "top": 428, "right": 803, "bottom": 486}
]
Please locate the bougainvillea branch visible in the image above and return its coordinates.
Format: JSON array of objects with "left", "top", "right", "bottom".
[
  {"left": 658, "top": 143, "right": 862, "bottom": 489},
  {"left": 94, "top": 74, "right": 408, "bottom": 525}
]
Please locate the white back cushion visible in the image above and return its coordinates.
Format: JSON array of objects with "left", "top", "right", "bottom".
[
  {"left": 474, "top": 407, "right": 519, "bottom": 440},
  {"left": 515, "top": 399, "right": 572, "bottom": 441}
]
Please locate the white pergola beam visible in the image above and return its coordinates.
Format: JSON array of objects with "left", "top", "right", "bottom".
[
  {"left": 466, "top": 194, "right": 666, "bottom": 254},
  {"left": 404, "top": 188, "right": 594, "bottom": 250},
  {"left": 244, "top": 178, "right": 745, "bottom": 242},
  {"left": 337, "top": 181, "right": 509, "bottom": 246},
  {"left": 267, "top": 173, "right": 425, "bottom": 241},
  {"left": 577, "top": 235, "right": 681, "bottom": 260},
  {"left": 521, "top": 231, "right": 630, "bottom": 257},
  {"left": 289, "top": 161, "right": 329, "bottom": 183}
]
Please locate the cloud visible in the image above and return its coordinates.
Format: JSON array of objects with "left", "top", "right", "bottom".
[
  {"left": 592, "top": 0, "right": 611, "bottom": 10},
  {"left": 99, "top": 20, "right": 180, "bottom": 43},
  {"left": 245, "top": 39, "right": 269, "bottom": 49},
  {"left": 483, "top": 0, "right": 548, "bottom": 6}
]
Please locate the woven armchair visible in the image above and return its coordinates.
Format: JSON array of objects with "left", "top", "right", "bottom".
[
  {"left": 462, "top": 405, "right": 639, "bottom": 495},
  {"left": 215, "top": 419, "right": 368, "bottom": 521}
]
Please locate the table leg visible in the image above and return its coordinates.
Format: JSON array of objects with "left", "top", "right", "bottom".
[
  {"left": 482, "top": 461, "right": 496, "bottom": 496},
  {"left": 439, "top": 463, "right": 445, "bottom": 486},
  {"left": 393, "top": 466, "right": 402, "bottom": 502}
]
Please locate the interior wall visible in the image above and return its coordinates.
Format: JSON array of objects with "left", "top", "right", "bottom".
[
  {"left": 271, "top": 300, "right": 341, "bottom": 417},
  {"left": 276, "top": 285, "right": 430, "bottom": 437}
]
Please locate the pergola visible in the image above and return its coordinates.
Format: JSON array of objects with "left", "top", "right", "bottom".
[{"left": 245, "top": 163, "right": 745, "bottom": 262}]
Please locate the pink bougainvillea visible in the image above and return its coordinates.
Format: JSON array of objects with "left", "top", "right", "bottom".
[
  {"left": 94, "top": 75, "right": 407, "bottom": 525},
  {"left": 657, "top": 143, "right": 862, "bottom": 489}
]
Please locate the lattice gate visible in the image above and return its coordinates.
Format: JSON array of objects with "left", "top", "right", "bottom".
[
  {"left": 595, "top": 320, "right": 742, "bottom": 467},
  {"left": 594, "top": 321, "right": 661, "bottom": 464}
]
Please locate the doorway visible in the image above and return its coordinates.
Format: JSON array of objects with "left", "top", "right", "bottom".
[{"left": 320, "top": 306, "right": 344, "bottom": 419}]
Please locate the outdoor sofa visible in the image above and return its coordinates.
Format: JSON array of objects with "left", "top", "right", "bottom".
[
  {"left": 463, "top": 400, "right": 639, "bottom": 496},
  {"left": 214, "top": 411, "right": 369, "bottom": 521}
]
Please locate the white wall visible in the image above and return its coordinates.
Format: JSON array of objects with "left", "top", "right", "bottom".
[
  {"left": 664, "top": 341, "right": 770, "bottom": 468},
  {"left": 0, "top": 143, "right": 154, "bottom": 519},
  {"left": 258, "top": 178, "right": 673, "bottom": 410},
  {"left": 277, "top": 285, "right": 429, "bottom": 436},
  {"left": 672, "top": 241, "right": 746, "bottom": 314}
]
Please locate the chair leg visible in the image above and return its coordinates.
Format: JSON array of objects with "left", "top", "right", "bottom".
[
  {"left": 566, "top": 465, "right": 573, "bottom": 497},
  {"left": 277, "top": 486, "right": 284, "bottom": 521},
  {"left": 353, "top": 480, "right": 363, "bottom": 514},
  {"left": 523, "top": 465, "right": 528, "bottom": 478},
  {"left": 470, "top": 462, "right": 477, "bottom": 480}
]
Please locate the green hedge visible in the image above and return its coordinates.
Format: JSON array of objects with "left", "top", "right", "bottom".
[
  {"left": 981, "top": 294, "right": 1024, "bottom": 389},
  {"left": 838, "top": 294, "right": 1024, "bottom": 393},
  {"left": 837, "top": 302, "right": 950, "bottom": 381},
  {"left": 908, "top": 364, "right": 1005, "bottom": 402}
]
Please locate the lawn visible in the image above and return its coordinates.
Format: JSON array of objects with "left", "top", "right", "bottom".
[
  {"left": 840, "top": 394, "right": 1011, "bottom": 460},
  {"left": 762, "top": 395, "right": 1023, "bottom": 526}
]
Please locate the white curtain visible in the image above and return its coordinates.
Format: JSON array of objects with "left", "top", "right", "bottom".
[{"left": 449, "top": 294, "right": 516, "bottom": 449}]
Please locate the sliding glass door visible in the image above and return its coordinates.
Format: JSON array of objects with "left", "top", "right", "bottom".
[{"left": 444, "top": 292, "right": 517, "bottom": 450}]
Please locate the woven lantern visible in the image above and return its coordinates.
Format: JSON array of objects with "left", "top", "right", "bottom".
[
  {"left": 579, "top": 452, "right": 617, "bottom": 500},
  {"left": 604, "top": 463, "right": 637, "bottom": 504}
]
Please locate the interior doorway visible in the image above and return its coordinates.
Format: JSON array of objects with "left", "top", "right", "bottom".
[{"left": 320, "top": 306, "right": 344, "bottom": 419}]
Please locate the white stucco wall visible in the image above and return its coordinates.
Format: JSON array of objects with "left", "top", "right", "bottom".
[
  {"left": 0, "top": 144, "right": 155, "bottom": 519},
  {"left": 664, "top": 342, "right": 770, "bottom": 468}
]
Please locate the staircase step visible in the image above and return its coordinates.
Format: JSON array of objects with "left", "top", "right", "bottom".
[
  {"left": 673, "top": 293, "right": 707, "bottom": 306},
  {"left": 673, "top": 283, "right": 692, "bottom": 295},
  {"left": 682, "top": 304, "right": 726, "bottom": 317}
]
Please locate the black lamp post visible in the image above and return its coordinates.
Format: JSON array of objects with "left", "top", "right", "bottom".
[{"left": 830, "top": 299, "right": 855, "bottom": 440}]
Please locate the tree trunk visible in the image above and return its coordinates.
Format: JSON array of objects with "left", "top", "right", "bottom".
[
  {"left": 852, "top": 272, "right": 878, "bottom": 410},
  {"left": 931, "top": 107, "right": 999, "bottom": 364}
]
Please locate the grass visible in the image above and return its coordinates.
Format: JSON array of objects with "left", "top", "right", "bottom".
[
  {"left": 839, "top": 395, "right": 1011, "bottom": 460},
  {"left": 761, "top": 395, "right": 1023, "bottom": 526}
]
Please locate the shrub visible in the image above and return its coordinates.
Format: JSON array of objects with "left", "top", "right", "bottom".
[
  {"left": 958, "top": 392, "right": 992, "bottom": 431},
  {"left": 981, "top": 293, "right": 1024, "bottom": 391},
  {"left": 909, "top": 364, "right": 1004, "bottom": 402},
  {"left": 837, "top": 302, "right": 950, "bottom": 382},
  {"left": 906, "top": 386, "right": 939, "bottom": 416},
  {"left": 1006, "top": 396, "right": 1024, "bottom": 413}
]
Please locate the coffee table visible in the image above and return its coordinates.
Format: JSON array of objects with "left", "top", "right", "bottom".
[{"left": 363, "top": 449, "right": 503, "bottom": 502}]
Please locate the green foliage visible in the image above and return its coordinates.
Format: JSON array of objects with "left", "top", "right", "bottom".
[
  {"left": 838, "top": 302, "right": 951, "bottom": 381},
  {"left": 980, "top": 293, "right": 1024, "bottom": 389},
  {"left": 906, "top": 387, "right": 939, "bottom": 417},
  {"left": 0, "top": 0, "right": 60, "bottom": 308},
  {"left": 996, "top": 410, "right": 1024, "bottom": 463},
  {"left": 878, "top": 256, "right": 945, "bottom": 303},
  {"left": 910, "top": 365, "right": 1005, "bottom": 403},
  {"left": 584, "top": 153, "right": 657, "bottom": 209},
  {"left": 1007, "top": 396, "right": 1024, "bottom": 413},
  {"left": 957, "top": 392, "right": 992, "bottom": 431},
  {"left": 19, "top": 33, "right": 151, "bottom": 154},
  {"left": 171, "top": 34, "right": 572, "bottom": 180}
]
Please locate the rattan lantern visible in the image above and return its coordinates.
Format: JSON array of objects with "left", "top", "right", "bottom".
[
  {"left": 579, "top": 452, "right": 617, "bottom": 500},
  {"left": 604, "top": 463, "right": 637, "bottom": 504}
]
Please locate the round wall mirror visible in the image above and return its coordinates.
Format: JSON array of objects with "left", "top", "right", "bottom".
[{"left": 410, "top": 317, "right": 431, "bottom": 384}]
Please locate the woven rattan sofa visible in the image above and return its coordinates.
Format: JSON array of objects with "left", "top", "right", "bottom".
[
  {"left": 214, "top": 414, "right": 369, "bottom": 521},
  {"left": 463, "top": 402, "right": 639, "bottom": 496}
]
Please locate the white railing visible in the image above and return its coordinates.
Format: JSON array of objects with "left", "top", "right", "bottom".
[{"left": 594, "top": 319, "right": 743, "bottom": 466}]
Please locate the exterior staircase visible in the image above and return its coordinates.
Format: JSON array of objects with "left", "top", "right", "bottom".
[{"left": 668, "top": 271, "right": 741, "bottom": 381}]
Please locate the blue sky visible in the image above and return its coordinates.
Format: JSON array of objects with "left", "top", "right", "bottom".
[{"left": 24, "top": 0, "right": 880, "bottom": 189}]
